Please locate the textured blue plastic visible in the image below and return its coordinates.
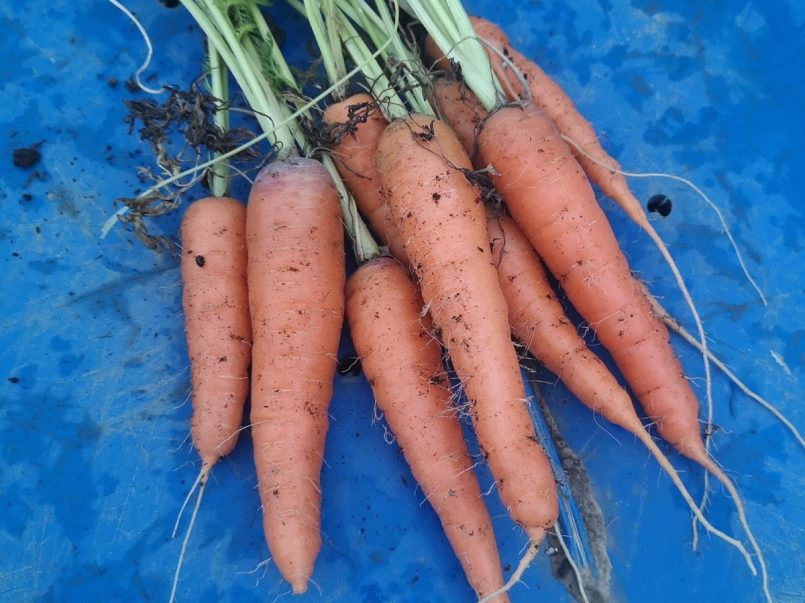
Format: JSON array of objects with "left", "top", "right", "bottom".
[{"left": 1, "top": 1, "right": 803, "bottom": 601}]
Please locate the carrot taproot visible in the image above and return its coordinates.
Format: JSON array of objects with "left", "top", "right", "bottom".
[
  {"left": 432, "top": 39, "right": 773, "bottom": 529},
  {"left": 323, "top": 93, "right": 409, "bottom": 264},
  {"left": 182, "top": 196, "right": 252, "bottom": 472},
  {"left": 464, "top": 18, "right": 732, "bottom": 509},
  {"left": 346, "top": 256, "right": 507, "bottom": 601},
  {"left": 172, "top": 196, "right": 251, "bottom": 603},
  {"left": 487, "top": 209, "right": 637, "bottom": 430},
  {"left": 479, "top": 105, "right": 687, "bottom": 463},
  {"left": 375, "top": 114, "right": 558, "bottom": 543},
  {"left": 246, "top": 157, "right": 345, "bottom": 594},
  {"left": 478, "top": 104, "right": 767, "bottom": 591}
]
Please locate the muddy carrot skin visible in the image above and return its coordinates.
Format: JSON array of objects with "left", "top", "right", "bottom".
[
  {"left": 431, "top": 76, "right": 488, "bottom": 166},
  {"left": 479, "top": 105, "right": 704, "bottom": 461},
  {"left": 469, "top": 16, "right": 648, "bottom": 226}
]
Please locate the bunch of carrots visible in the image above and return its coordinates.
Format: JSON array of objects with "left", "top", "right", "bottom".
[{"left": 109, "top": 0, "right": 803, "bottom": 601}]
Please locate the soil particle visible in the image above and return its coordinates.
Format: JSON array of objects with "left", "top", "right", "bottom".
[{"left": 12, "top": 143, "right": 42, "bottom": 169}]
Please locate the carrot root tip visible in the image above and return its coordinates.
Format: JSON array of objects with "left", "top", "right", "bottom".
[{"left": 290, "top": 577, "right": 308, "bottom": 594}]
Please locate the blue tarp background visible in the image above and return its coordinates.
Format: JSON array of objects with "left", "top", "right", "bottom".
[{"left": 1, "top": 1, "right": 802, "bottom": 601}]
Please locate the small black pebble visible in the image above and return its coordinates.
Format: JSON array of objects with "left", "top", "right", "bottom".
[
  {"left": 195, "top": 255, "right": 205, "bottom": 267},
  {"left": 159, "top": 0, "right": 180, "bottom": 7},
  {"left": 647, "top": 194, "right": 672, "bottom": 217},
  {"left": 8, "top": 377, "right": 19, "bottom": 384},
  {"left": 21, "top": 193, "right": 32, "bottom": 202},
  {"left": 337, "top": 355, "right": 362, "bottom": 377},
  {"left": 12, "top": 146, "right": 41, "bottom": 169}
]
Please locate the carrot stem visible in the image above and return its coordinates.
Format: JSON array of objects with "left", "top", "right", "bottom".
[{"left": 207, "top": 40, "right": 230, "bottom": 197}]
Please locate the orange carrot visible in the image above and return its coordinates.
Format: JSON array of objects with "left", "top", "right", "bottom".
[
  {"left": 486, "top": 208, "right": 640, "bottom": 431},
  {"left": 323, "top": 93, "right": 409, "bottom": 264},
  {"left": 430, "top": 76, "right": 487, "bottom": 166},
  {"left": 478, "top": 104, "right": 765, "bottom": 581},
  {"left": 376, "top": 114, "right": 558, "bottom": 543},
  {"left": 346, "top": 257, "right": 507, "bottom": 601},
  {"left": 173, "top": 196, "right": 251, "bottom": 602},
  {"left": 246, "top": 158, "right": 345, "bottom": 593},
  {"left": 427, "top": 19, "right": 734, "bottom": 558},
  {"left": 181, "top": 196, "right": 252, "bottom": 473}
]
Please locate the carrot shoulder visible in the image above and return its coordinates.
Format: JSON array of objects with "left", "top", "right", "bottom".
[
  {"left": 181, "top": 196, "right": 251, "bottom": 472},
  {"left": 347, "top": 257, "right": 507, "bottom": 601},
  {"left": 469, "top": 16, "right": 647, "bottom": 226},
  {"left": 246, "top": 158, "right": 345, "bottom": 593},
  {"left": 376, "top": 115, "right": 558, "bottom": 542}
]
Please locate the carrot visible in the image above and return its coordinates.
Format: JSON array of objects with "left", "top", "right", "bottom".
[
  {"left": 246, "top": 157, "right": 345, "bottom": 594},
  {"left": 465, "top": 17, "right": 644, "bottom": 223},
  {"left": 172, "top": 196, "right": 251, "bottom": 602},
  {"left": 375, "top": 114, "right": 558, "bottom": 544},
  {"left": 478, "top": 103, "right": 768, "bottom": 593},
  {"left": 486, "top": 207, "right": 756, "bottom": 551},
  {"left": 346, "top": 256, "right": 507, "bottom": 601},
  {"left": 487, "top": 209, "right": 636, "bottom": 429},
  {"left": 182, "top": 197, "right": 251, "bottom": 472},
  {"left": 430, "top": 76, "right": 487, "bottom": 166},
  {"left": 323, "top": 93, "right": 409, "bottom": 264}
]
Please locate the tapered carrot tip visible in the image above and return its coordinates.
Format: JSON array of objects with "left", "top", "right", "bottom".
[
  {"left": 290, "top": 577, "right": 308, "bottom": 595},
  {"left": 526, "top": 527, "right": 546, "bottom": 545}
]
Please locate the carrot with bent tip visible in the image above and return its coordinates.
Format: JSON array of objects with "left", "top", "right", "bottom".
[
  {"left": 376, "top": 114, "right": 559, "bottom": 545},
  {"left": 246, "top": 157, "right": 345, "bottom": 594},
  {"left": 346, "top": 257, "right": 507, "bottom": 601}
]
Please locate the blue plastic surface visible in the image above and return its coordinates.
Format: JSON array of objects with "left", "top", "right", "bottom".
[{"left": 1, "top": 1, "right": 803, "bottom": 601}]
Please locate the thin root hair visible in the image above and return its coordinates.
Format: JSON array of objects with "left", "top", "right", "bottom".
[
  {"left": 560, "top": 133, "right": 767, "bottom": 306},
  {"left": 169, "top": 475, "right": 207, "bottom": 603},
  {"left": 107, "top": 0, "right": 165, "bottom": 95},
  {"left": 477, "top": 539, "right": 540, "bottom": 603},
  {"left": 552, "top": 523, "right": 591, "bottom": 603}
]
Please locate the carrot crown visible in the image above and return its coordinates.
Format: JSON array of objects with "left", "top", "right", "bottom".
[
  {"left": 405, "top": 0, "right": 502, "bottom": 111},
  {"left": 177, "top": 0, "right": 381, "bottom": 262}
]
